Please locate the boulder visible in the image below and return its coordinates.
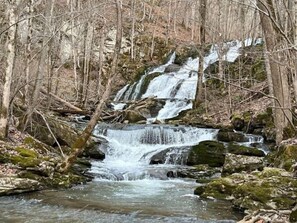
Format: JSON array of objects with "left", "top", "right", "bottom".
[
  {"left": 227, "top": 143, "right": 265, "bottom": 157},
  {"left": 222, "top": 153, "right": 264, "bottom": 176},
  {"left": 164, "top": 64, "right": 181, "bottom": 73},
  {"left": 231, "top": 117, "right": 245, "bottom": 131},
  {"left": 197, "top": 167, "right": 297, "bottom": 212},
  {"left": 187, "top": 141, "right": 226, "bottom": 167},
  {"left": 0, "top": 177, "right": 42, "bottom": 195},
  {"left": 272, "top": 142, "right": 297, "bottom": 171},
  {"left": 82, "top": 145, "right": 105, "bottom": 160},
  {"left": 124, "top": 110, "right": 146, "bottom": 123},
  {"left": 149, "top": 147, "right": 190, "bottom": 165},
  {"left": 217, "top": 130, "right": 246, "bottom": 142}
]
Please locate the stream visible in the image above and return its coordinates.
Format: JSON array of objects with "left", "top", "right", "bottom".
[{"left": 0, "top": 124, "right": 265, "bottom": 223}]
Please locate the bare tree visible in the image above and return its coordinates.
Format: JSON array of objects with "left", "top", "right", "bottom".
[
  {"left": 59, "top": 0, "right": 123, "bottom": 172},
  {"left": 0, "top": 0, "right": 19, "bottom": 139}
]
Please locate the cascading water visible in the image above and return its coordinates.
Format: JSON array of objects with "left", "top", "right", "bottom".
[
  {"left": 91, "top": 124, "right": 219, "bottom": 181},
  {"left": 113, "top": 38, "right": 262, "bottom": 122}
]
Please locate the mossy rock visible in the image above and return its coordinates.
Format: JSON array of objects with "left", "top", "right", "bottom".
[
  {"left": 272, "top": 144, "right": 297, "bottom": 171},
  {"left": 200, "top": 178, "right": 236, "bottom": 200},
  {"left": 199, "top": 167, "right": 297, "bottom": 211},
  {"left": 187, "top": 140, "right": 226, "bottom": 167},
  {"left": 228, "top": 143, "right": 265, "bottom": 157},
  {"left": 222, "top": 153, "right": 264, "bottom": 176},
  {"left": 217, "top": 129, "right": 246, "bottom": 142}
]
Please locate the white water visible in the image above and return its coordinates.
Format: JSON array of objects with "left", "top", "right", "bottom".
[
  {"left": 91, "top": 124, "right": 218, "bottom": 180},
  {"left": 114, "top": 38, "right": 262, "bottom": 121}
]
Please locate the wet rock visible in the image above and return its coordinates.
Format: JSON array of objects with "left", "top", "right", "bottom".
[
  {"left": 164, "top": 64, "right": 181, "bottom": 73},
  {"left": 82, "top": 145, "right": 105, "bottom": 160},
  {"left": 187, "top": 141, "right": 226, "bottom": 167},
  {"left": 0, "top": 177, "right": 42, "bottom": 195},
  {"left": 217, "top": 130, "right": 246, "bottom": 142},
  {"left": 222, "top": 153, "right": 264, "bottom": 176},
  {"left": 176, "top": 165, "right": 221, "bottom": 179},
  {"left": 124, "top": 110, "right": 146, "bottom": 123},
  {"left": 149, "top": 147, "right": 190, "bottom": 165}
]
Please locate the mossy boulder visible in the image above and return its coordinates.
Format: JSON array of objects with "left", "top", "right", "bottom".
[
  {"left": 272, "top": 143, "right": 297, "bottom": 171},
  {"left": 217, "top": 129, "right": 246, "bottom": 142},
  {"left": 197, "top": 167, "right": 297, "bottom": 212},
  {"left": 187, "top": 140, "right": 226, "bottom": 167},
  {"left": 227, "top": 143, "right": 265, "bottom": 157},
  {"left": 222, "top": 153, "right": 264, "bottom": 176}
]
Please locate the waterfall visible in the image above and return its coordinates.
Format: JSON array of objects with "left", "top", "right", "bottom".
[
  {"left": 114, "top": 52, "right": 176, "bottom": 102},
  {"left": 91, "top": 125, "right": 218, "bottom": 180},
  {"left": 113, "top": 38, "right": 262, "bottom": 121}
]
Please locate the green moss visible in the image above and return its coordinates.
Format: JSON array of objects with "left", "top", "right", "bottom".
[
  {"left": 15, "top": 147, "right": 38, "bottom": 158},
  {"left": 187, "top": 141, "right": 226, "bottom": 167},
  {"left": 203, "top": 178, "right": 236, "bottom": 199},
  {"left": 259, "top": 167, "right": 282, "bottom": 178},
  {"left": 235, "top": 182, "right": 272, "bottom": 204},
  {"left": 10, "top": 155, "right": 40, "bottom": 168}
]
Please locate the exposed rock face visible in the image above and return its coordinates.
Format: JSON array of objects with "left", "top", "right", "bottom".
[
  {"left": 195, "top": 168, "right": 297, "bottom": 212},
  {"left": 222, "top": 153, "right": 264, "bottom": 176},
  {"left": 0, "top": 177, "right": 42, "bottom": 195},
  {"left": 187, "top": 141, "right": 226, "bottom": 167}
]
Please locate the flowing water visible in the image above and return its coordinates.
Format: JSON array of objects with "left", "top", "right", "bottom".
[
  {"left": 113, "top": 38, "right": 262, "bottom": 122},
  {"left": 0, "top": 124, "right": 255, "bottom": 223}
]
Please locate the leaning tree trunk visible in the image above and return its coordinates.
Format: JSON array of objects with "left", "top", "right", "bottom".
[
  {"left": 59, "top": 0, "right": 123, "bottom": 172},
  {"left": 257, "top": 0, "right": 292, "bottom": 144},
  {"left": 0, "top": 1, "right": 18, "bottom": 139}
]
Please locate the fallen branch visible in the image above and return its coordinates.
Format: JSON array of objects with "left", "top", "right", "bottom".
[{"left": 40, "top": 88, "right": 82, "bottom": 112}]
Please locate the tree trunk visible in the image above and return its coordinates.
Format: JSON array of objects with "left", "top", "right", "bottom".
[
  {"left": 59, "top": 0, "right": 123, "bottom": 172},
  {"left": 257, "top": 0, "right": 292, "bottom": 144},
  {"left": 194, "top": 0, "right": 207, "bottom": 108},
  {"left": 22, "top": 0, "right": 53, "bottom": 129},
  {"left": 0, "top": 1, "right": 18, "bottom": 139}
]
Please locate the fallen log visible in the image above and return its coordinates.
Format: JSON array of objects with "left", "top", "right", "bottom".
[{"left": 40, "top": 88, "right": 82, "bottom": 112}]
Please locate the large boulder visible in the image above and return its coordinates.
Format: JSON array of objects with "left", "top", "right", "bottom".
[
  {"left": 222, "top": 153, "right": 264, "bottom": 176},
  {"left": 227, "top": 143, "right": 265, "bottom": 157},
  {"left": 272, "top": 141, "right": 297, "bottom": 171},
  {"left": 196, "top": 167, "right": 297, "bottom": 212},
  {"left": 149, "top": 147, "right": 190, "bottom": 165},
  {"left": 217, "top": 129, "right": 246, "bottom": 142},
  {"left": 187, "top": 141, "right": 226, "bottom": 167}
]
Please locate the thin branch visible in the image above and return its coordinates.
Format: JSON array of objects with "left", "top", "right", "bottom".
[{"left": 35, "top": 109, "right": 65, "bottom": 158}]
